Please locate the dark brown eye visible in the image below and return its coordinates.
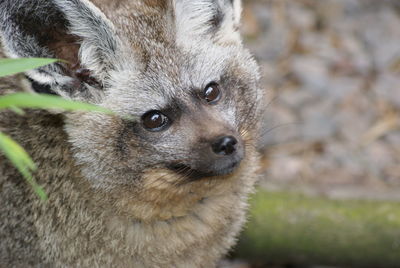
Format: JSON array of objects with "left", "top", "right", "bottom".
[
  {"left": 141, "top": 110, "right": 170, "bottom": 131},
  {"left": 203, "top": 82, "right": 221, "bottom": 104}
]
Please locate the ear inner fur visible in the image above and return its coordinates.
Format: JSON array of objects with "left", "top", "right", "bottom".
[
  {"left": 0, "top": 0, "right": 120, "bottom": 101},
  {"left": 173, "top": 0, "right": 243, "bottom": 46}
]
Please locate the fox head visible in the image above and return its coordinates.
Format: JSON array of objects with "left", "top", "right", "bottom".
[{"left": 0, "top": 0, "right": 262, "bottom": 220}]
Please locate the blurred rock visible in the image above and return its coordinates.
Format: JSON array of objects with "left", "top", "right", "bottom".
[{"left": 244, "top": 0, "right": 400, "bottom": 199}]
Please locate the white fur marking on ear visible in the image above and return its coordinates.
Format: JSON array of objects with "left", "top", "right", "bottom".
[
  {"left": 174, "top": 0, "right": 215, "bottom": 39},
  {"left": 232, "top": 0, "right": 242, "bottom": 26},
  {"left": 174, "top": 0, "right": 242, "bottom": 46}
]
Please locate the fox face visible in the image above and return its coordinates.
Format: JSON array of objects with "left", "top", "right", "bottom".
[{"left": 0, "top": 0, "right": 262, "bottom": 221}]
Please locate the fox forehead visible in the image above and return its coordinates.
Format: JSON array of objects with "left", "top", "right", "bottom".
[{"left": 104, "top": 42, "right": 241, "bottom": 116}]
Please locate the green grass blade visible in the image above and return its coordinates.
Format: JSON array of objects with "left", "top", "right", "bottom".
[
  {"left": 9, "top": 106, "right": 25, "bottom": 115},
  {"left": 0, "top": 132, "right": 47, "bottom": 200},
  {"left": 0, "top": 93, "right": 113, "bottom": 114},
  {"left": 0, "top": 58, "right": 58, "bottom": 77}
]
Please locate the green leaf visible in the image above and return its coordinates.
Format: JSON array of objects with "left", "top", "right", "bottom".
[
  {"left": 0, "top": 93, "right": 113, "bottom": 114},
  {"left": 0, "top": 132, "right": 47, "bottom": 200},
  {"left": 0, "top": 58, "right": 58, "bottom": 77},
  {"left": 9, "top": 106, "right": 25, "bottom": 115}
]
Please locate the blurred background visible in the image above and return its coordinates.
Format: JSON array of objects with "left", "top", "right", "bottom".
[{"left": 228, "top": 0, "right": 400, "bottom": 267}]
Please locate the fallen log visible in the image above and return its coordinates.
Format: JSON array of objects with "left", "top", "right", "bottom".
[{"left": 234, "top": 190, "right": 400, "bottom": 267}]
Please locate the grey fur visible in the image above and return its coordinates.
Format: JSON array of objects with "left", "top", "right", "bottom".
[
  {"left": 0, "top": 0, "right": 121, "bottom": 101},
  {"left": 0, "top": 0, "right": 263, "bottom": 267}
]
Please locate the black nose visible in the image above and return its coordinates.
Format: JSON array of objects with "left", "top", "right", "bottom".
[{"left": 211, "top": 136, "right": 238, "bottom": 155}]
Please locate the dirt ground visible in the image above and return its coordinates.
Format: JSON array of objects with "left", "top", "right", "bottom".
[{"left": 242, "top": 0, "right": 400, "bottom": 201}]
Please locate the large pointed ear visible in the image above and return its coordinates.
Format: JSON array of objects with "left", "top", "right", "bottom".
[
  {"left": 173, "top": 0, "right": 242, "bottom": 46},
  {"left": 0, "top": 0, "right": 120, "bottom": 102}
]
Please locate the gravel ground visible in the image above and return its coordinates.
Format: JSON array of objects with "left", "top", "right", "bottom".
[{"left": 242, "top": 0, "right": 400, "bottom": 200}]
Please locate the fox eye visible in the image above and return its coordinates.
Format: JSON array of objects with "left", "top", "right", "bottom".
[
  {"left": 203, "top": 82, "right": 221, "bottom": 104},
  {"left": 141, "top": 110, "right": 170, "bottom": 132}
]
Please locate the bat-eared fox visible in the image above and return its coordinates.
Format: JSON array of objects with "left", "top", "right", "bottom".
[{"left": 0, "top": 0, "right": 262, "bottom": 267}]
